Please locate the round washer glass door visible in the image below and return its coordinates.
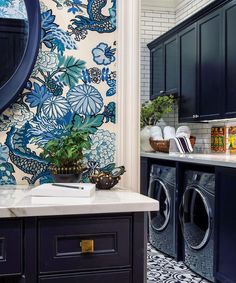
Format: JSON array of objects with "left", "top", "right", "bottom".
[
  {"left": 180, "top": 186, "right": 212, "bottom": 250},
  {"left": 149, "top": 178, "right": 171, "bottom": 232}
]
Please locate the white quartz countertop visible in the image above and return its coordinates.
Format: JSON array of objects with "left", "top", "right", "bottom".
[
  {"left": 0, "top": 186, "right": 159, "bottom": 218},
  {"left": 141, "top": 151, "right": 236, "bottom": 168}
]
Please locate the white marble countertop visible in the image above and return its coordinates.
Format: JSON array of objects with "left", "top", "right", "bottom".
[
  {"left": 141, "top": 151, "right": 236, "bottom": 167},
  {"left": 0, "top": 186, "right": 159, "bottom": 218}
]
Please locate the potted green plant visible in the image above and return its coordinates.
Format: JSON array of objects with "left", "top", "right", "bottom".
[
  {"left": 140, "top": 95, "right": 174, "bottom": 151},
  {"left": 40, "top": 129, "right": 91, "bottom": 183}
]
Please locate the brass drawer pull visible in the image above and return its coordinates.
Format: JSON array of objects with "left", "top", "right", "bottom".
[{"left": 80, "top": 240, "right": 94, "bottom": 253}]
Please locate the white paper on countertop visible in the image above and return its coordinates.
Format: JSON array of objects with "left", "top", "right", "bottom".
[{"left": 29, "top": 183, "right": 96, "bottom": 198}]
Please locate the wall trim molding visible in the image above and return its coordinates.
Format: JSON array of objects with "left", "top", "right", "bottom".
[{"left": 116, "top": 0, "right": 140, "bottom": 192}]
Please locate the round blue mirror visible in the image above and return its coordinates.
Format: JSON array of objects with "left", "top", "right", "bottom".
[{"left": 0, "top": 0, "right": 41, "bottom": 113}]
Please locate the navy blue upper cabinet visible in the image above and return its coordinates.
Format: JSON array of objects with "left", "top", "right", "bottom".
[
  {"left": 0, "top": 0, "right": 41, "bottom": 114},
  {"left": 198, "top": 10, "right": 223, "bottom": 121},
  {"left": 179, "top": 24, "right": 198, "bottom": 122},
  {"left": 222, "top": 0, "right": 236, "bottom": 118},
  {"left": 149, "top": 0, "right": 236, "bottom": 121},
  {"left": 179, "top": 10, "right": 223, "bottom": 122},
  {"left": 148, "top": 36, "right": 178, "bottom": 100},
  {"left": 165, "top": 37, "right": 178, "bottom": 95},
  {"left": 150, "top": 44, "right": 165, "bottom": 100}
]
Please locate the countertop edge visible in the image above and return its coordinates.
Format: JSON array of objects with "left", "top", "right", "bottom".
[
  {"left": 141, "top": 152, "right": 236, "bottom": 168},
  {"left": 0, "top": 190, "right": 159, "bottom": 219},
  {"left": 0, "top": 202, "right": 159, "bottom": 218}
]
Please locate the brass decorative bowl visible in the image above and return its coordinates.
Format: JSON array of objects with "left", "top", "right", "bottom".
[{"left": 89, "top": 173, "right": 121, "bottom": 190}]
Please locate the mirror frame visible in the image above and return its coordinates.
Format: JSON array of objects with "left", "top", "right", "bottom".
[{"left": 0, "top": 0, "right": 41, "bottom": 114}]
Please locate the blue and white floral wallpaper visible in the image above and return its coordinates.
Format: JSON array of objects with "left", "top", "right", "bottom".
[{"left": 0, "top": 0, "right": 117, "bottom": 185}]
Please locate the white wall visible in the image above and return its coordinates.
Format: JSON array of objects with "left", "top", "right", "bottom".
[{"left": 140, "top": 0, "right": 236, "bottom": 153}]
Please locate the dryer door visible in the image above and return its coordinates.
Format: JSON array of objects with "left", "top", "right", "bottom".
[
  {"left": 179, "top": 186, "right": 212, "bottom": 250},
  {"left": 149, "top": 178, "right": 171, "bottom": 232}
]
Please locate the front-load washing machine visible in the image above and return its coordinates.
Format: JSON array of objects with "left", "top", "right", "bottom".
[
  {"left": 148, "top": 164, "right": 177, "bottom": 258},
  {"left": 179, "top": 170, "right": 215, "bottom": 282}
]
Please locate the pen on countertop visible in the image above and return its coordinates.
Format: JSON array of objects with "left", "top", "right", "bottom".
[{"left": 52, "top": 184, "right": 84, "bottom": 190}]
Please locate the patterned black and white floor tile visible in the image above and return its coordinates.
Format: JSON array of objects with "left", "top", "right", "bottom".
[{"left": 147, "top": 244, "right": 210, "bottom": 283}]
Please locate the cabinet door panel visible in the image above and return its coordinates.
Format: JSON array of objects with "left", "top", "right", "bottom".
[
  {"left": 179, "top": 24, "right": 197, "bottom": 122},
  {"left": 39, "top": 216, "right": 132, "bottom": 273},
  {"left": 0, "top": 220, "right": 22, "bottom": 276},
  {"left": 215, "top": 167, "right": 236, "bottom": 283},
  {"left": 165, "top": 36, "right": 178, "bottom": 93},
  {"left": 150, "top": 44, "right": 164, "bottom": 99},
  {"left": 198, "top": 11, "right": 222, "bottom": 120},
  {"left": 223, "top": 1, "right": 236, "bottom": 118}
]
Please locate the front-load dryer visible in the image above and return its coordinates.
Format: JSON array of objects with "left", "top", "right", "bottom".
[
  {"left": 179, "top": 170, "right": 215, "bottom": 282},
  {"left": 148, "top": 164, "right": 177, "bottom": 258}
]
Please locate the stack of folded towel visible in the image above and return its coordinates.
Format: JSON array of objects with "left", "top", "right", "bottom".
[
  {"left": 174, "top": 126, "right": 193, "bottom": 153},
  {"left": 150, "top": 126, "right": 163, "bottom": 140},
  {"left": 150, "top": 125, "right": 193, "bottom": 153}
]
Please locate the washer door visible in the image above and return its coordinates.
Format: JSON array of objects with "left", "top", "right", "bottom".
[
  {"left": 149, "top": 178, "right": 171, "bottom": 232},
  {"left": 179, "top": 186, "right": 212, "bottom": 250}
]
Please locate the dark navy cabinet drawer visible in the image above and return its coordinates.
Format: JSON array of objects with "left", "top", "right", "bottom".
[
  {"left": 0, "top": 219, "right": 22, "bottom": 276},
  {"left": 39, "top": 270, "right": 132, "bottom": 283},
  {"left": 39, "top": 216, "right": 132, "bottom": 273}
]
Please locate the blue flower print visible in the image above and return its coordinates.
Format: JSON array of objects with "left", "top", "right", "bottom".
[
  {"left": 0, "top": 144, "right": 9, "bottom": 164},
  {"left": 42, "top": 96, "right": 70, "bottom": 120},
  {"left": 41, "top": 9, "right": 58, "bottom": 32},
  {"left": 106, "top": 78, "right": 116, "bottom": 97},
  {"left": 67, "top": 84, "right": 103, "bottom": 116},
  {"left": 0, "top": 0, "right": 118, "bottom": 186},
  {"left": 26, "top": 83, "right": 52, "bottom": 108},
  {"left": 27, "top": 115, "right": 68, "bottom": 147},
  {"left": 0, "top": 104, "right": 34, "bottom": 132},
  {"left": 92, "top": 43, "right": 116, "bottom": 66},
  {"left": 84, "top": 129, "right": 116, "bottom": 168},
  {"left": 32, "top": 51, "right": 59, "bottom": 76},
  {"left": 41, "top": 9, "right": 76, "bottom": 55}
]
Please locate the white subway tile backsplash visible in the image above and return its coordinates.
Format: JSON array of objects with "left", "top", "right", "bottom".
[{"left": 176, "top": 0, "right": 215, "bottom": 24}]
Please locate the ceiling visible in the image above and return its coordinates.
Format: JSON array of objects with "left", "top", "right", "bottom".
[{"left": 141, "top": 0, "right": 183, "bottom": 8}]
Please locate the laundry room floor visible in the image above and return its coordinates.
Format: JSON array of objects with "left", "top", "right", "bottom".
[{"left": 147, "top": 244, "right": 210, "bottom": 283}]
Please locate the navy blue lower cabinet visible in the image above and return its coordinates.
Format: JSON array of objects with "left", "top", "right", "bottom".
[
  {"left": 0, "top": 212, "right": 147, "bottom": 283},
  {"left": 39, "top": 270, "right": 132, "bottom": 283},
  {"left": 215, "top": 167, "right": 236, "bottom": 283},
  {"left": 38, "top": 216, "right": 132, "bottom": 273},
  {"left": 0, "top": 219, "right": 22, "bottom": 277},
  {"left": 0, "top": 213, "right": 146, "bottom": 283}
]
